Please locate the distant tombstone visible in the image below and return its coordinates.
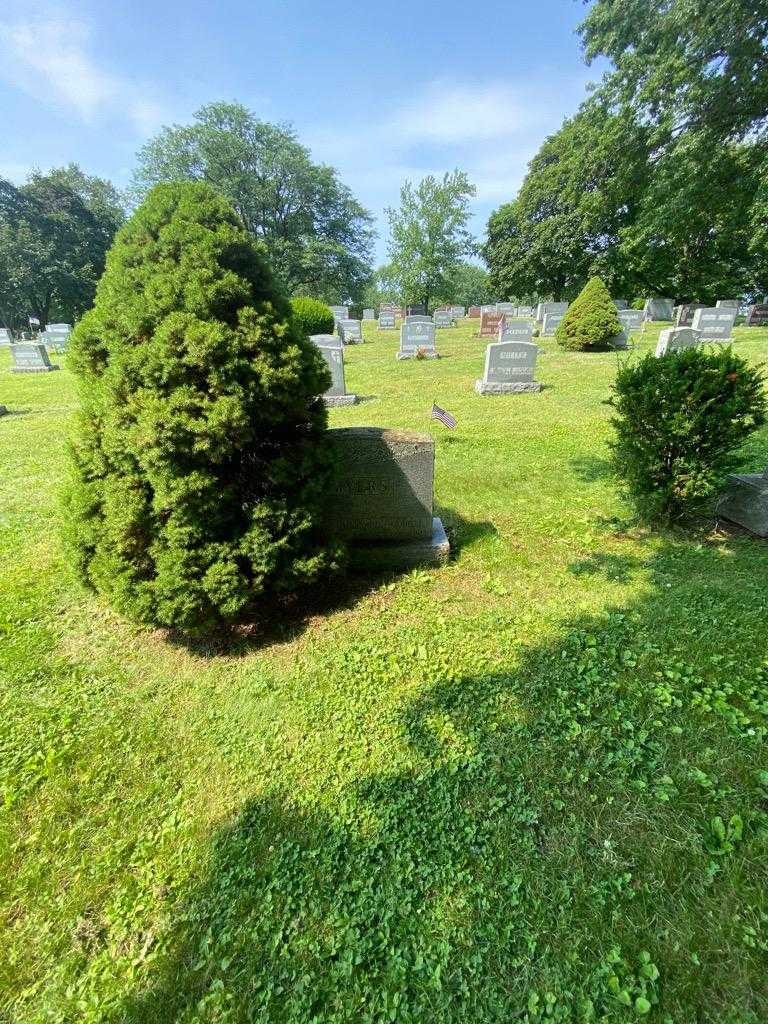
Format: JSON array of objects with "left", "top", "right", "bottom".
[
  {"left": 329, "top": 305, "right": 349, "bottom": 323},
  {"left": 467, "top": 305, "right": 481, "bottom": 318},
  {"left": 323, "top": 427, "right": 449, "bottom": 568},
  {"left": 397, "top": 321, "right": 438, "bottom": 359},
  {"left": 716, "top": 299, "right": 740, "bottom": 310},
  {"left": 310, "top": 333, "right": 342, "bottom": 348},
  {"left": 481, "top": 304, "right": 497, "bottom": 315},
  {"left": 496, "top": 302, "right": 516, "bottom": 315},
  {"left": 498, "top": 319, "right": 534, "bottom": 343},
  {"left": 433, "top": 310, "right": 453, "bottom": 328},
  {"left": 475, "top": 340, "right": 541, "bottom": 395},
  {"left": 337, "top": 318, "right": 362, "bottom": 344},
  {"left": 675, "top": 303, "right": 706, "bottom": 327},
  {"left": 643, "top": 297, "right": 674, "bottom": 321},
  {"left": 378, "top": 312, "right": 396, "bottom": 330},
  {"left": 655, "top": 327, "right": 700, "bottom": 357},
  {"left": 407, "top": 303, "right": 427, "bottom": 316},
  {"left": 47, "top": 323, "right": 72, "bottom": 332},
  {"left": 536, "top": 301, "right": 568, "bottom": 321},
  {"left": 612, "top": 299, "right": 629, "bottom": 310},
  {"left": 541, "top": 313, "right": 565, "bottom": 337},
  {"left": 618, "top": 309, "right": 644, "bottom": 332},
  {"left": 479, "top": 311, "right": 505, "bottom": 337},
  {"left": 449, "top": 305, "right": 465, "bottom": 319},
  {"left": 362, "top": 308, "right": 375, "bottom": 320},
  {"left": 691, "top": 307, "right": 736, "bottom": 341},
  {"left": 0, "top": 328, "right": 12, "bottom": 346},
  {"left": 516, "top": 305, "right": 535, "bottom": 317},
  {"left": 41, "top": 329, "right": 70, "bottom": 353},
  {"left": 10, "top": 343, "right": 59, "bottom": 373},
  {"left": 746, "top": 304, "right": 768, "bottom": 326},
  {"left": 405, "top": 315, "right": 432, "bottom": 324},
  {"left": 317, "top": 345, "right": 357, "bottom": 407},
  {"left": 379, "top": 302, "right": 401, "bottom": 317}
]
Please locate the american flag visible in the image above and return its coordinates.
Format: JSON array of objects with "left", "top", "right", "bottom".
[{"left": 431, "top": 403, "right": 457, "bottom": 430}]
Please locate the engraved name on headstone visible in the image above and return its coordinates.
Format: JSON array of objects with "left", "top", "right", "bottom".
[
  {"left": 498, "top": 319, "right": 534, "bottom": 343},
  {"left": 378, "top": 312, "right": 396, "bottom": 329},
  {"left": 475, "top": 340, "right": 541, "bottom": 395},
  {"left": 10, "top": 343, "right": 59, "bottom": 372},
  {"left": 691, "top": 307, "right": 736, "bottom": 341},
  {"left": 397, "top": 320, "right": 438, "bottom": 359}
]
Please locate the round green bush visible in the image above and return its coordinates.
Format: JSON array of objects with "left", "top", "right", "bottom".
[
  {"left": 555, "top": 276, "right": 622, "bottom": 351},
  {"left": 64, "top": 181, "right": 342, "bottom": 631},
  {"left": 290, "top": 297, "right": 335, "bottom": 338},
  {"left": 609, "top": 347, "right": 766, "bottom": 522}
]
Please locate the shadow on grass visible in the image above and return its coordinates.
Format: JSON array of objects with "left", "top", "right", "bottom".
[
  {"left": 436, "top": 503, "right": 498, "bottom": 557},
  {"left": 113, "top": 534, "right": 768, "bottom": 1022},
  {"left": 570, "top": 455, "right": 614, "bottom": 483}
]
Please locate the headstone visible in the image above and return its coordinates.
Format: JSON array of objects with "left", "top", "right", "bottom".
[
  {"left": 498, "top": 319, "right": 534, "bottom": 343},
  {"left": 323, "top": 427, "right": 449, "bottom": 568},
  {"left": 746, "top": 304, "right": 768, "bottom": 327},
  {"left": 655, "top": 327, "right": 700, "bottom": 356},
  {"left": 643, "top": 297, "right": 674, "bottom": 321},
  {"left": 10, "top": 343, "right": 59, "bottom": 372},
  {"left": 516, "top": 305, "right": 535, "bottom": 317},
  {"left": 618, "top": 309, "right": 644, "bottom": 333},
  {"left": 362, "top": 308, "right": 375, "bottom": 320},
  {"left": 480, "top": 304, "right": 497, "bottom": 315},
  {"left": 475, "top": 340, "right": 541, "bottom": 395},
  {"left": 405, "top": 315, "right": 432, "bottom": 324},
  {"left": 479, "top": 311, "right": 505, "bottom": 337},
  {"left": 41, "top": 328, "right": 70, "bottom": 353},
  {"left": 337, "top": 318, "right": 362, "bottom": 344},
  {"left": 433, "top": 310, "right": 453, "bottom": 328},
  {"left": 0, "top": 328, "right": 12, "bottom": 346},
  {"left": 379, "top": 302, "right": 403, "bottom": 318},
  {"left": 317, "top": 344, "right": 357, "bottom": 407},
  {"left": 378, "top": 312, "right": 396, "bottom": 330},
  {"left": 397, "top": 321, "right": 438, "bottom": 359},
  {"left": 496, "top": 302, "right": 516, "bottom": 315},
  {"left": 467, "top": 306, "right": 481, "bottom": 318},
  {"left": 716, "top": 468, "right": 768, "bottom": 537},
  {"left": 329, "top": 305, "right": 349, "bottom": 324},
  {"left": 541, "top": 313, "right": 565, "bottom": 337},
  {"left": 612, "top": 299, "right": 629, "bottom": 310},
  {"left": 449, "top": 305, "right": 465, "bottom": 319},
  {"left": 46, "top": 323, "right": 72, "bottom": 333},
  {"left": 310, "top": 333, "right": 342, "bottom": 348},
  {"left": 675, "top": 303, "right": 706, "bottom": 327},
  {"left": 716, "top": 299, "right": 740, "bottom": 310},
  {"left": 691, "top": 307, "right": 736, "bottom": 341},
  {"left": 536, "top": 301, "right": 569, "bottom": 321},
  {"left": 407, "top": 303, "right": 427, "bottom": 317}
]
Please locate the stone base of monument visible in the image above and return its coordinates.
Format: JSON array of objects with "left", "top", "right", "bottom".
[
  {"left": 324, "top": 426, "right": 449, "bottom": 571},
  {"left": 323, "top": 394, "right": 358, "bottom": 407},
  {"left": 347, "top": 516, "right": 450, "bottom": 570},
  {"left": 396, "top": 351, "right": 440, "bottom": 360},
  {"left": 716, "top": 474, "right": 768, "bottom": 537},
  {"left": 12, "top": 365, "right": 59, "bottom": 373},
  {"left": 0, "top": 405, "right": 7, "bottom": 416},
  {"left": 474, "top": 379, "right": 541, "bottom": 395}
]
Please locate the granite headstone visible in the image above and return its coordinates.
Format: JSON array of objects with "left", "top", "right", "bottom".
[{"left": 475, "top": 340, "right": 541, "bottom": 395}]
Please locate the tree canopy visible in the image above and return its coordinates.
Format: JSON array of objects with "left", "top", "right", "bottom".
[
  {"left": 132, "top": 102, "right": 374, "bottom": 304},
  {"left": 386, "top": 171, "right": 476, "bottom": 309}
]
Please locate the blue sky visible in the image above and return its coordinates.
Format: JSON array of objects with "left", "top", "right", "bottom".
[{"left": 0, "top": 0, "right": 605, "bottom": 264}]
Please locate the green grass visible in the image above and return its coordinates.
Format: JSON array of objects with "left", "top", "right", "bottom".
[{"left": 2, "top": 321, "right": 768, "bottom": 1023}]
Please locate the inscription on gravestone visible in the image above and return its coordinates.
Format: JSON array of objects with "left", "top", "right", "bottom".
[
  {"left": 541, "top": 313, "right": 565, "bottom": 337},
  {"left": 378, "top": 312, "right": 396, "bottom": 329},
  {"left": 10, "top": 343, "right": 59, "bottom": 373},
  {"left": 498, "top": 319, "right": 534, "bottom": 343},
  {"left": 691, "top": 307, "right": 736, "bottom": 341},
  {"left": 655, "top": 327, "right": 700, "bottom": 357},
  {"left": 746, "top": 304, "right": 768, "bottom": 326},
  {"left": 475, "top": 340, "right": 541, "bottom": 395},
  {"left": 397, "top": 321, "right": 438, "bottom": 359},
  {"left": 479, "top": 312, "right": 504, "bottom": 337}
]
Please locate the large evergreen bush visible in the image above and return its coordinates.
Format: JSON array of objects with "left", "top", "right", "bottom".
[
  {"left": 609, "top": 347, "right": 766, "bottom": 522},
  {"left": 64, "top": 181, "right": 342, "bottom": 630},
  {"left": 555, "top": 276, "right": 621, "bottom": 350},
  {"left": 290, "top": 296, "right": 335, "bottom": 338}
]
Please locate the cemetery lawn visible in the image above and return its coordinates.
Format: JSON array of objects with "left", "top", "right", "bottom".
[{"left": 3, "top": 321, "right": 768, "bottom": 1024}]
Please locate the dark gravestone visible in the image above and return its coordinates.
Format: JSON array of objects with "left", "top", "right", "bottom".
[
  {"left": 644, "top": 297, "right": 674, "bottom": 321},
  {"left": 475, "top": 340, "right": 541, "bottom": 395},
  {"left": 323, "top": 427, "right": 449, "bottom": 568},
  {"left": 479, "top": 312, "right": 504, "bottom": 337},
  {"left": 467, "top": 306, "right": 481, "bottom": 318},
  {"left": 317, "top": 344, "right": 357, "bottom": 407},
  {"left": 10, "top": 343, "right": 59, "bottom": 372},
  {"left": 746, "top": 304, "right": 768, "bottom": 327},
  {"left": 407, "top": 303, "right": 427, "bottom": 316},
  {"left": 717, "top": 469, "right": 768, "bottom": 536},
  {"left": 612, "top": 299, "right": 628, "bottom": 310},
  {"left": 675, "top": 303, "right": 706, "bottom": 327}
]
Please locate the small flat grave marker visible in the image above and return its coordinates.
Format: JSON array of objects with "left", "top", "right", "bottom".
[{"left": 475, "top": 340, "right": 541, "bottom": 395}]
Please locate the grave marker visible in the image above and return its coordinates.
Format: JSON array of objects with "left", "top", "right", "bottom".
[
  {"left": 498, "top": 319, "right": 534, "bottom": 343},
  {"left": 0, "top": 328, "right": 12, "bottom": 347},
  {"left": 362, "top": 308, "right": 375, "bottom": 320},
  {"left": 746, "top": 304, "right": 768, "bottom": 326},
  {"left": 691, "top": 307, "right": 736, "bottom": 341},
  {"left": 467, "top": 306, "right": 481, "bottom": 318},
  {"left": 479, "top": 311, "right": 505, "bottom": 337},
  {"left": 10, "top": 343, "right": 59, "bottom": 372},
  {"left": 433, "top": 310, "right": 453, "bottom": 328},
  {"left": 536, "top": 301, "right": 569, "bottom": 321},
  {"left": 644, "top": 297, "right": 674, "bottom": 321},
  {"left": 516, "top": 305, "right": 535, "bottom": 317},
  {"left": 655, "top": 327, "right": 700, "bottom": 357},
  {"left": 378, "top": 312, "right": 396, "bottom": 330},
  {"left": 475, "top": 340, "right": 541, "bottom": 395},
  {"left": 329, "top": 305, "right": 349, "bottom": 324},
  {"left": 675, "top": 303, "right": 706, "bottom": 327},
  {"left": 310, "top": 333, "right": 342, "bottom": 348},
  {"left": 541, "top": 313, "right": 565, "bottom": 337},
  {"left": 397, "top": 321, "right": 438, "bottom": 359},
  {"left": 612, "top": 299, "right": 629, "bottom": 310},
  {"left": 449, "top": 305, "right": 465, "bottom": 319},
  {"left": 317, "top": 344, "right": 357, "bottom": 407},
  {"left": 337, "top": 318, "right": 362, "bottom": 344},
  {"left": 716, "top": 299, "right": 740, "bottom": 309}
]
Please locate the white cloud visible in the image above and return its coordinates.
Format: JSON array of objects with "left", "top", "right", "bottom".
[
  {"left": 0, "top": 10, "right": 168, "bottom": 135},
  {"left": 389, "top": 81, "right": 532, "bottom": 145}
]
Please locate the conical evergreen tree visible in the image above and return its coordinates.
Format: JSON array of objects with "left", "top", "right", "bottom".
[
  {"left": 555, "top": 276, "right": 622, "bottom": 351},
  {"left": 64, "top": 181, "right": 341, "bottom": 630}
]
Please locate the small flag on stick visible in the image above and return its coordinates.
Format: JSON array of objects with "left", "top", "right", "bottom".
[{"left": 430, "top": 403, "right": 457, "bottom": 430}]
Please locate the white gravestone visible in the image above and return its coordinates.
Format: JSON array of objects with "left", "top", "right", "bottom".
[
  {"left": 310, "top": 333, "right": 342, "bottom": 348},
  {"left": 433, "top": 310, "right": 453, "bottom": 328},
  {"left": 10, "top": 343, "right": 59, "bottom": 372},
  {"left": 378, "top": 313, "right": 396, "bottom": 330},
  {"left": 337, "top": 319, "right": 362, "bottom": 344},
  {"left": 498, "top": 319, "right": 534, "bottom": 343},
  {"left": 716, "top": 299, "right": 740, "bottom": 310},
  {"left": 691, "top": 307, "right": 737, "bottom": 341},
  {"left": 0, "top": 328, "right": 12, "bottom": 346},
  {"left": 449, "top": 305, "right": 465, "bottom": 319},
  {"left": 329, "top": 305, "right": 349, "bottom": 324},
  {"left": 516, "top": 305, "right": 535, "bottom": 317},
  {"left": 475, "top": 340, "right": 542, "bottom": 395},
  {"left": 655, "top": 327, "right": 700, "bottom": 357},
  {"left": 317, "top": 344, "right": 357, "bottom": 407},
  {"left": 397, "top": 321, "right": 439, "bottom": 360},
  {"left": 541, "top": 313, "right": 565, "bottom": 337}
]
